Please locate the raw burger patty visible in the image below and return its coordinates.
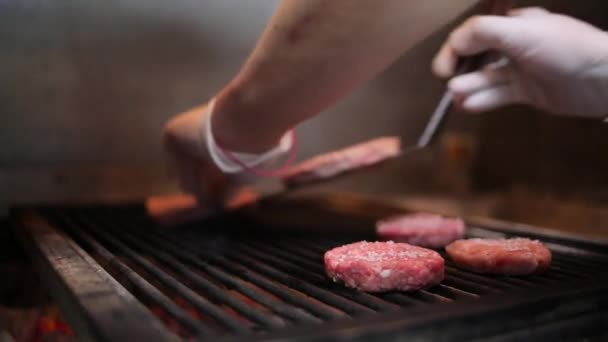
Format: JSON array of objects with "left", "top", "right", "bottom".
[
  {"left": 446, "top": 238, "right": 552, "bottom": 275},
  {"left": 376, "top": 213, "right": 465, "bottom": 249},
  {"left": 281, "top": 137, "right": 400, "bottom": 186},
  {"left": 324, "top": 241, "right": 444, "bottom": 292}
]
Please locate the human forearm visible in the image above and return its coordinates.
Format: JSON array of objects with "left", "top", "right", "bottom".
[{"left": 213, "top": 0, "right": 477, "bottom": 152}]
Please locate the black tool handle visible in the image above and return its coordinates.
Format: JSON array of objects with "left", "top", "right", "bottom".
[{"left": 417, "top": 0, "right": 515, "bottom": 148}]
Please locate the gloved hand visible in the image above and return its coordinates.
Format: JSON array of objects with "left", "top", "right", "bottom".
[{"left": 433, "top": 7, "right": 608, "bottom": 118}]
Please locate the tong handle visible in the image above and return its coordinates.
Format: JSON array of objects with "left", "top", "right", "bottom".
[
  {"left": 455, "top": 0, "right": 514, "bottom": 75},
  {"left": 416, "top": 0, "right": 514, "bottom": 148}
]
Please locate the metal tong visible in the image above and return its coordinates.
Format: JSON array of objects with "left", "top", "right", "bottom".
[{"left": 417, "top": 0, "right": 515, "bottom": 148}]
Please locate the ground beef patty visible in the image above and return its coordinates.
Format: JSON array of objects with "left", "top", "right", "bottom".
[
  {"left": 324, "top": 241, "right": 444, "bottom": 292},
  {"left": 281, "top": 137, "right": 400, "bottom": 187},
  {"left": 446, "top": 238, "right": 552, "bottom": 276},
  {"left": 376, "top": 213, "right": 465, "bottom": 249}
]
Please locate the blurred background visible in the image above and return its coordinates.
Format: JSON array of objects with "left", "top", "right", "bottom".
[{"left": 1, "top": 0, "right": 608, "bottom": 237}]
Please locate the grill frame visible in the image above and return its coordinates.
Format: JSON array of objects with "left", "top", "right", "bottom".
[
  {"left": 15, "top": 213, "right": 178, "bottom": 342},
  {"left": 12, "top": 193, "right": 608, "bottom": 341}
]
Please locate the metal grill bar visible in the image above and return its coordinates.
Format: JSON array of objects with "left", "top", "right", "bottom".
[
  {"left": 150, "top": 230, "right": 377, "bottom": 317},
  {"left": 15, "top": 202, "right": 608, "bottom": 342},
  {"left": 552, "top": 255, "right": 602, "bottom": 271},
  {"left": 478, "top": 314, "right": 608, "bottom": 342},
  {"left": 291, "top": 235, "right": 546, "bottom": 291},
  {"left": 124, "top": 226, "right": 347, "bottom": 321},
  {"left": 98, "top": 219, "right": 321, "bottom": 325},
  {"left": 550, "top": 260, "right": 596, "bottom": 278},
  {"left": 250, "top": 240, "right": 454, "bottom": 303},
  {"left": 76, "top": 218, "right": 260, "bottom": 333},
  {"left": 59, "top": 216, "right": 212, "bottom": 338},
  {"left": 226, "top": 250, "right": 376, "bottom": 316},
  {"left": 444, "top": 266, "right": 513, "bottom": 290},
  {"left": 15, "top": 212, "right": 178, "bottom": 342},
  {"left": 266, "top": 239, "right": 501, "bottom": 296},
  {"left": 234, "top": 244, "right": 403, "bottom": 312}
]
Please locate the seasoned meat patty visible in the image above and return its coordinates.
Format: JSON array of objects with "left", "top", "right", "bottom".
[
  {"left": 376, "top": 213, "right": 465, "bottom": 248},
  {"left": 446, "top": 238, "right": 552, "bottom": 276},
  {"left": 324, "top": 241, "right": 444, "bottom": 292},
  {"left": 281, "top": 137, "right": 400, "bottom": 186}
]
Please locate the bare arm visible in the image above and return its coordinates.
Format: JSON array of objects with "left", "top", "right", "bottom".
[
  {"left": 212, "top": 0, "right": 477, "bottom": 152},
  {"left": 162, "top": 0, "right": 476, "bottom": 206}
]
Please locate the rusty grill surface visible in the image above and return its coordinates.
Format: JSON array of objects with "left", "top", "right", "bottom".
[{"left": 13, "top": 198, "right": 608, "bottom": 341}]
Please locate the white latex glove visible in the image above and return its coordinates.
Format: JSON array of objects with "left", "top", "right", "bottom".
[{"left": 433, "top": 7, "right": 608, "bottom": 118}]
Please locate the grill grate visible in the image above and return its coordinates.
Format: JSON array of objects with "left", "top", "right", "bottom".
[{"left": 14, "top": 198, "right": 608, "bottom": 341}]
